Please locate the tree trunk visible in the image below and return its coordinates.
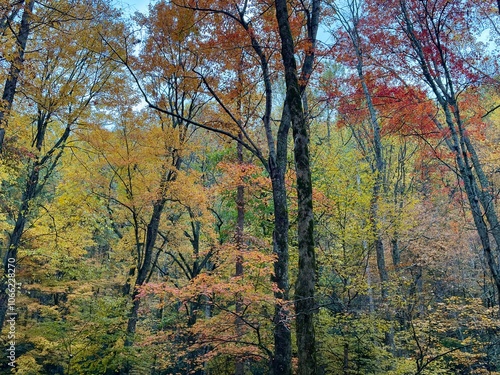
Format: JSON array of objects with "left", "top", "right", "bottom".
[
  {"left": 235, "top": 137, "right": 245, "bottom": 375},
  {"left": 343, "top": 343, "right": 349, "bottom": 375},
  {"left": 391, "top": 238, "right": 400, "bottom": 270},
  {"left": 353, "top": 27, "right": 389, "bottom": 301},
  {"left": 274, "top": 0, "right": 319, "bottom": 373},
  {"left": 0, "top": 0, "right": 34, "bottom": 152},
  {"left": 243, "top": 26, "right": 293, "bottom": 373},
  {"left": 125, "top": 199, "right": 165, "bottom": 345},
  {"left": 270, "top": 153, "right": 292, "bottom": 375},
  {"left": 0, "top": 114, "right": 70, "bottom": 330},
  {"left": 0, "top": 159, "right": 39, "bottom": 330},
  {"left": 121, "top": 198, "right": 165, "bottom": 375},
  {"left": 348, "top": 5, "right": 396, "bottom": 349}
]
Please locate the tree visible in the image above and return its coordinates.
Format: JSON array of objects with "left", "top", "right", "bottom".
[
  {"left": 1, "top": 0, "right": 498, "bottom": 373},
  {"left": 366, "top": 0, "right": 500, "bottom": 307},
  {"left": 135, "top": 4, "right": 296, "bottom": 370},
  {"left": 110, "top": 1, "right": 321, "bottom": 372},
  {"left": 326, "top": 0, "right": 389, "bottom": 301},
  {"left": 274, "top": 0, "right": 320, "bottom": 373},
  {"left": 0, "top": 0, "right": 119, "bottom": 331}
]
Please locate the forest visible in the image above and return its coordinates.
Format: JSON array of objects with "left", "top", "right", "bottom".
[{"left": 0, "top": 0, "right": 499, "bottom": 374}]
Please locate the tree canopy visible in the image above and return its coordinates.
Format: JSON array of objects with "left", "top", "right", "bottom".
[{"left": 0, "top": 0, "right": 500, "bottom": 374}]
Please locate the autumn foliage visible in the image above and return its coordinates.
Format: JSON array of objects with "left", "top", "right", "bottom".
[{"left": 0, "top": 0, "right": 499, "bottom": 374}]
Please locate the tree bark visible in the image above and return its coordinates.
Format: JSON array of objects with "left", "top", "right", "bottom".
[
  {"left": 124, "top": 199, "right": 165, "bottom": 343},
  {"left": 274, "top": 0, "right": 319, "bottom": 373},
  {"left": 242, "top": 21, "right": 293, "bottom": 374},
  {"left": 235, "top": 136, "right": 245, "bottom": 375},
  {"left": 121, "top": 197, "right": 166, "bottom": 375},
  {"left": 348, "top": 6, "right": 389, "bottom": 300},
  {"left": 343, "top": 343, "right": 349, "bottom": 375},
  {"left": 239, "top": 26, "right": 293, "bottom": 372},
  {"left": 270, "top": 139, "right": 292, "bottom": 375}
]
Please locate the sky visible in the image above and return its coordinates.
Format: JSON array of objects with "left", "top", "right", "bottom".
[{"left": 119, "top": 0, "right": 150, "bottom": 14}]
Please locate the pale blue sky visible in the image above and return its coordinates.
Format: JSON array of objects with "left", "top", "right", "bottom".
[{"left": 119, "top": 0, "right": 150, "bottom": 14}]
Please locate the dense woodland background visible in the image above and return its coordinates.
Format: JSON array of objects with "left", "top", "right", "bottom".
[{"left": 0, "top": 0, "right": 500, "bottom": 374}]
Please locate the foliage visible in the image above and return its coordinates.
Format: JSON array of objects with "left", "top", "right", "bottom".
[{"left": 0, "top": 0, "right": 500, "bottom": 374}]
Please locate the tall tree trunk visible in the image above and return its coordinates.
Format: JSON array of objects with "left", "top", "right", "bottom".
[
  {"left": 0, "top": 0, "right": 34, "bottom": 152},
  {"left": 242, "top": 25, "right": 293, "bottom": 373},
  {"left": 121, "top": 153, "right": 177, "bottom": 375},
  {"left": 124, "top": 200, "right": 165, "bottom": 344},
  {"left": 121, "top": 198, "right": 166, "bottom": 375},
  {"left": 391, "top": 143, "right": 409, "bottom": 271},
  {"left": 351, "top": 19, "right": 389, "bottom": 301},
  {"left": 274, "top": 0, "right": 319, "bottom": 373},
  {"left": 235, "top": 136, "right": 245, "bottom": 375},
  {"left": 346, "top": 6, "right": 394, "bottom": 347},
  {"left": 270, "top": 147, "right": 292, "bottom": 375},
  {"left": 121, "top": 139, "right": 182, "bottom": 375}
]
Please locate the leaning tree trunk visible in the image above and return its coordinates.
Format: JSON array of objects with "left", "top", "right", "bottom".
[
  {"left": 443, "top": 107, "right": 500, "bottom": 306},
  {"left": 0, "top": 159, "right": 40, "bottom": 330},
  {"left": 121, "top": 198, "right": 166, "bottom": 375},
  {"left": 124, "top": 199, "right": 165, "bottom": 345}
]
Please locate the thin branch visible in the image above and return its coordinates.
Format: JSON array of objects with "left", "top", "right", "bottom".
[
  {"left": 195, "top": 70, "right": 267, "bottom": 167},
  {"left": 101, "top": 32, "right": 265, "bottom": 163},
  {"left": 482, "top": 103, "right": 500, "bottom": 119}
]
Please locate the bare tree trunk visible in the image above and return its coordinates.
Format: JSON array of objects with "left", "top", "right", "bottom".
[
  {"left": 340, "top": 2, "right": 395, "bottom": 347},
  {"left": 330, "top": 0, "right": 390, "bottom": 304},
  {"left": 270, "top": 142, "right": 292, "bottom": 375},
  {"left": 237, "top": 28, "right": 294, "bottom": 372},
  {"left": 274, "top": 0, "right": 320, "bottom": 373},
  {"left": 240, "top": 23, "right": 293, "bottom": 374},
  {"left": 235, "top": 136, "right": 245, "bottom": 375},
  {"left": 343, "top": 343, "right": 349, "bottom": 375},
  {"left": 352, "top": 16, "right": 389, "bottom": 302}
]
